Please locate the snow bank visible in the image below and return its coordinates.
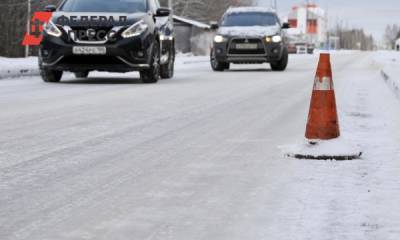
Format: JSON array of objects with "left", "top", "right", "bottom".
[
  {"left": 372, "top": 51, "right": 400, "bottom": 98},
  {"left": 0, "top": 57, "right": 39, "bottom": 79}
]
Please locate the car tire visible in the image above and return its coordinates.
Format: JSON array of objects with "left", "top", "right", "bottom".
[
  {"left": 160, "top": 47, "right": 175, "bottom": 79},
  {"left": 210, "top": 49, "right": 229, "bottom": 71},
  {"left": 270, "top": 48, "right": 288, "bottom": 71},
  {"left": 140, "top": 43, "right": 160, "bottom": 84},
  {"left": 41, "top": 69, "right": 63, "bottom": 83},
  {"left": 74, "top": 71, "right": 89, "bottom": 78}
]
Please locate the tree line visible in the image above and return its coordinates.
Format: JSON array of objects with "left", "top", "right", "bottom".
[
  {"left": 330, "top": 24, "right": 375, "bottom": 51},
  {"left": 383, "top": 24, "right": 400, "bottom": 49}
]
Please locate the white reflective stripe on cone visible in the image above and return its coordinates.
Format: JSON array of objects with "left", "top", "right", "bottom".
[{"left": 313, "top": 76, "right": 333, "bottom": 90}]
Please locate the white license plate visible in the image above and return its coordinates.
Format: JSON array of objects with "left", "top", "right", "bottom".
[
  {"left": 235, "top": 43, "right": 258, "bottom": 50},
  {"left": 73, "top": 46, "right": 106, "bottom": 55}
]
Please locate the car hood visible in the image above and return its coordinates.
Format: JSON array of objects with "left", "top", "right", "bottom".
[
  {"left": 51, "top": 12, "right": 147, "bottom": 27},
  {"left": 218, "top": 25, "right": 281, "bottom": 37}
]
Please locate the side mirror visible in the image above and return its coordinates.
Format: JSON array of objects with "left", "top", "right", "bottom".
[
  {"left": 44, "top": 5, "right": 57, "bottom": 12},
  {"left": 156, "top": 8, "right": 171, "bottom": 17},
  {"left": 282, "top": 23, "right": 290, "bottom": 29},
  {"left": 210, "top": 22, "right": 219, "bottom": 30}
]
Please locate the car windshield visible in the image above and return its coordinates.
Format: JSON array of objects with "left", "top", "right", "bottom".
[
  {"left": 60, "top": 0, "right": 147, "bottom": 13},
  {"left": 221, "top": 12, "right": 278, "bottom": 27}
]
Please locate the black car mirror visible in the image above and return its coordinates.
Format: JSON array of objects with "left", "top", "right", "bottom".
[
  {"left": 282, "top": 23, "right": 291, "bottom": 29},
  {"left": 156, "top": 8, "right": 171, "bottom": 17},
  {"left": 44, "top": 5, "right": 57, "bottom": 12},
  {"left": 210, "top": 22, "right": 219, "bottom": 30}
]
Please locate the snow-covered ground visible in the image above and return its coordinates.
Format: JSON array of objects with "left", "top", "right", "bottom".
[
  {"left": 0, "top": 57, "right": 39, "bottom": 79},
  {"left": 0, "top": 51, "right": 399, "bottom": 240}
]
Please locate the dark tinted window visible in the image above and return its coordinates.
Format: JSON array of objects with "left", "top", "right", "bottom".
[
  {"left": 221, "top": 12, "right": 278, "bottom": 27},
  {"left": 60, "top": 0, "right": 148, "bottom": 13}
]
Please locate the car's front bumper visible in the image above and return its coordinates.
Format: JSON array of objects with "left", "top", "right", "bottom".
[
  {"left": 213, "top": 37, "right": 284, "bottom": 63},
  {"left": 39, "top": 33, "right": 154, "bottom": 73}
]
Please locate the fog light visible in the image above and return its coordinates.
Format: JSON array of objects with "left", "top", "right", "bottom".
[
  {"left": 216, "top": 48, "right": 223, "bottom": 54},
  {"left": 273, "top": 48, "right": 279, "bottom": 54}
]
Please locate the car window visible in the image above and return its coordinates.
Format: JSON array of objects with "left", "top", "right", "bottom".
[
  {"left": 221, "top": 12, "right": 278, "bottom": 27},
  {"left": 60, "top": 0, "right": 148, "bottom": 13}
]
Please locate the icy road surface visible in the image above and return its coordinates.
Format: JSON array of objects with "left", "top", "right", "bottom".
[{"left": 1, "top": 52, "right": 400, "bottom": 240}]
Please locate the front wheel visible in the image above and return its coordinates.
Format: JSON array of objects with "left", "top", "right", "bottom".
[
  {"left": 41, "top": 69, "right": 63, "bottom": 82},
  {"left": 210, "top": 49, "right": 229, "bottom": 71},
  {"left": 140, "top": 43, "right": 160, "bottom": 84},
  {"left": 160, "top": 47, "right": 175, "bottom": 79},
  {"left": 270, "top": 48, "right": 288, "bottom": 71}
]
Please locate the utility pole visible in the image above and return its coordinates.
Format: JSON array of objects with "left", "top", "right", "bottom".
[
  {"left": 274, "top": 0, "right": 277, "bottom": 11},
  {"left": 168, "top": 0, "right": 173, "bottom": 13},
  {"left": 25, "top": 0, "right": 31, "bottom": 57}
]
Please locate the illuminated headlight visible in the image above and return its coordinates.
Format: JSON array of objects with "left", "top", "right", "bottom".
[
  {"left": 272, "top": 35, "right": 282, "bottom": 43},
  {"left": 214, "top": 35, "right": 226, "bottom": 43},
  {"left": 160, "top": 35, "right": 174, "bottom": 41},
  {"left": 43, "top": 21, "right": 62, "bottom": 37},
  {"left": 122, "top": 20, "right": 148, "bottom": 38},
  {"left": 265, "top": 36, "right": 272, "bottom": 43}
]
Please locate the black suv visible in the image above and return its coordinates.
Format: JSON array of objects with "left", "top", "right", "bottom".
[
  {"left": 39, "top": 0, "right": 175, "bottom": 83},
  {"left": 210, "top": 7, "right": 290, "bottom": 71}
]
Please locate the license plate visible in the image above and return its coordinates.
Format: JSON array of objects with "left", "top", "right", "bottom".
[
  {"left": 235, "top": 43, "right": 258, "bottom": 50},
  {"left": 73, "top": 46, "right": 106, "bottom": 55}
]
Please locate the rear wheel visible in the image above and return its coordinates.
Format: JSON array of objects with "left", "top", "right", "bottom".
[
  {"left": 270, "top": 48, "right": 288, "bottom": 71},
  {"left": 140, "top": 43, "right": 160, "bottom": 84},
  {"left": 41, "top": 69, "right": 63, "bottom": 82},
  {"left": 74, "top": 71, "right": 89, "bottom": 78},
  {"left": 210, "top": 48, "right": 229, "bottom": 71}
]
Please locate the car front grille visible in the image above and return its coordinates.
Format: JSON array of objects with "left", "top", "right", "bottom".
[
  {"left": 69, "top": 26, "right": 114, "bottom": 42},
  {"left": 228, "top": 38, "right": 266, "bottom": 55}
]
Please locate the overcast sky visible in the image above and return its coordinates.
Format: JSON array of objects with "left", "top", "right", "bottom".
[{"left": 257, "top": 0, "right": 400, "bottom": 41}]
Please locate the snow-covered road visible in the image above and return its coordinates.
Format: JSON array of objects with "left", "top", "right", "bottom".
[{"left": 1, "top": 52, "right": 400, "bottom": 240}]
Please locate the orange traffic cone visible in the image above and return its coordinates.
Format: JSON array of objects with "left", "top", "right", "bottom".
[{"left": 305, "top": 53, "right": 340, "bottom": 140}]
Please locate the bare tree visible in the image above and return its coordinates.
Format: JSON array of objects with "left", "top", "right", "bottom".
[
  {"left": 160, "top": 0, "right": 254, "bottom": 22},
  {"left": 0, "top": 0, "right": 61, "bottom": 57},
  {"left": 331, "top": 23, "right": 375, "bottom": 51},
  {"left": 383, "top": 24, "right": 400, "bottom": 49}
]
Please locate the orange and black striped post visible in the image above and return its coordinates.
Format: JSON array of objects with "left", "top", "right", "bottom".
[{"left": 305, "top": 53, "right": 340, "bottom": 140}]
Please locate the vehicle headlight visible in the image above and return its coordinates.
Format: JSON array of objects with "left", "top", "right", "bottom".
[
  {"left": 160, "top": 35, "right": 174, "bottom": 41},
  {"left": 265, "top": 36, "right": 272, "bottom": 43},
  {"left": 43, "top": 21, "right": 62, "bottom": 37},
  {"left": 214, "top": 35, "right": 226, "bottom": 43},
  {"left": 122, "top": 20, "right": 148, "bottom": 38},
  {"left": 272, "top": 35, "right": 282, "bottom": 43}
]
